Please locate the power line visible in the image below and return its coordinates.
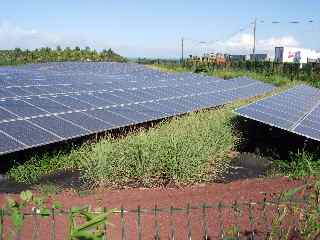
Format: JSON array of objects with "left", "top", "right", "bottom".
[
  {"left": 259, "top": 19, "right": 315, "bottom": 24},
  {"left": 181, "top": 17, "right": 317, "bottom": 58},
  {"left": 251, "top": 18, "right": 316, "bottom": 56},
  {"left": 180, "top": 25, "right": 250, "bottom": 58}
]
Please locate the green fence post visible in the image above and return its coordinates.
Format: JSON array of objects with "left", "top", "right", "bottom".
[
  {"left": 153, "top": 205, "right": 160, "bottom": 240},
  {"left": 248, "top": 202, "right": 255, "bottom": 240},
  {"left": 186, "top": 203, "right": 192, "bottom": 240},
  {"left": 50, "top": 208, "right": 55, "bottom": 240},
  {"left": 218, "top": 202, "right": 224, "bottom": 240},
  {"left": 261, "top": 193, "right": 269, "bottom": 236},
  {"left": 169, "top": 206, "right": 176, "bottom": 240},
  {"left": 136, "top": 206, "right": 141, "bottom": 240},
  {"left": 202, "top": 202, "right": 208, "bottom": 240},
  {"left": 0, "top": 208, "right": 3, "bottom": 240},
  {"left": 120, "top": 206, "right": 125, "bottom": 240},
  {"left": 103, "top": 207, "right": 108, "bottom": 240},
  {"left": 232, "top": 201, "right": 241, "bottom": 239},
  {"left": 32, "top": 209, "right": 39, "bottom": 240}
]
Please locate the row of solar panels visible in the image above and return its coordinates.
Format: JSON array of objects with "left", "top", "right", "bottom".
[
  {"left": 0, "top": 75, "right": 245, "bottom": 100},
  {"left": 235, "top": 84, "right": 320, "bottom": 142},
  {"left": 1, "top": 62, "right": 319, "bottom": 155},
  {"left": 0, "top": 79, "right": 274, "bottom": 154},
  {"left": 0, "top": 62, "right": 276, "bottom": 154},
  {"left": 0, "top": 62, "right": 217, "bottom": 87}
]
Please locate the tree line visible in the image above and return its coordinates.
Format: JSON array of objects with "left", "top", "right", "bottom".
[{"left": 0, "top": 46, "right": 127, "bottom": 65}]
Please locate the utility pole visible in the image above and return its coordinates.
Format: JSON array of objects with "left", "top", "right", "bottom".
[
  {"left": 253, "top": 18, "right": 257, "bottom": 58},
  {"left": 181, "top": 37, "right": 184, "bottom": 64}
]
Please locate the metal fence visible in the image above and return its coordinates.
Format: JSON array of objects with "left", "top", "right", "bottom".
[{"left": 0, "top": 196, "right": 310, "bottom": 240}]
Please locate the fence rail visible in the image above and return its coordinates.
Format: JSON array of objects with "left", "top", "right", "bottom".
[{"left": 0, "top": 197, "right": 311, "bottom": 240}]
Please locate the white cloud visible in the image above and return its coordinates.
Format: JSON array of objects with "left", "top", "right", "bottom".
[
  {"left": 0, "top": 21, "right": 97, "bottom": 50},
  {"left": 0, "top": 21, "right": 60, "bottom": 49},
  {"left": 257, "top": 35, "right": 299, "bottom": 52},
  {"left": 197, "top": 33, "right": 300, "bottom": 57}
]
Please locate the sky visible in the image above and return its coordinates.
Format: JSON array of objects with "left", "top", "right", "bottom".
[{"left": 0, "top": 0, "right": 319, "bottom": 58}]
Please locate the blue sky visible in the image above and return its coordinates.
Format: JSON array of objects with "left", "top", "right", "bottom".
[{"left": 0, "top": 0, "right": 319, "bottom": 58}]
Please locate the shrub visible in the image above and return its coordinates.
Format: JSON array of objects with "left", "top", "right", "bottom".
[{"left": 82, "top": 107, "right": 238, "bottom": 187}]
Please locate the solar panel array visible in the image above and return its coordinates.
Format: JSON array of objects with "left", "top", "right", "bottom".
[
  {"left": 0, "top": 62, "right": 275, "bottom": 154},
  {"left": 235, "top": 84, "right": 320, "bottom": 141}
]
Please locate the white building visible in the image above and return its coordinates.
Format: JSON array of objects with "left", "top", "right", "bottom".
[{"left": 275, "top": 47, "right": 320, "bottom": 64}]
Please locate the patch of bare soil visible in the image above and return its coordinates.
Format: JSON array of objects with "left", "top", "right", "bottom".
[{"left": 220, "top": 152, "right": 272, "bottom": 183}]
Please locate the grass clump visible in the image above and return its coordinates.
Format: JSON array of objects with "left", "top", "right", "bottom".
[
  {"left": 8, "top": 147, "right": 88, "bottom": 184},
  {"left": 207, "top": 69, "right": 292, "bottom": 86},
  {"left": 273, "top": 150, "right": 320, "bottom": 178},
  {"left": 82, "top": 106, "right": 238, "bottom": 187}
]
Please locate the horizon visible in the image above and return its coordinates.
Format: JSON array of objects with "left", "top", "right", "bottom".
[{"left": 1, "top": 1, "right": 319, "bottom": 58}]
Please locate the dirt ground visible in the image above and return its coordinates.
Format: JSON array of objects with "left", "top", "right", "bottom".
[{"left": 0, "top": 176, "right": 305, "bottom": 239}]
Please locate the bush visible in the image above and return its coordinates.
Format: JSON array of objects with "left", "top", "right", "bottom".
[
  {"left": 82, "top": 107, "right": 238, "bottom": 187},
  {"left": 8, "top": 147, "right": 88, "bottom": 183},
  {"left": 273, "top": 150, "right": 320, "bottom": 178}
]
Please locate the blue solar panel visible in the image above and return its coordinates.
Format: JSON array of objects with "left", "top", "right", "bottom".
[
  {"left": 0, "top": 120, "right": 61, "bottom": 146},
  {"left": 60, "top": 112, "right": 114, "bottom": 132},
  {"left": 87, "top": 108, "right": 132, "bottom": 127},
  {"left": 73, "top": 93, "right": 112, "bottom": 108},
  {"left": 24, "top": 97, "right": 72, "bottom": 113},
  {"left": 48, "top": 95, "right": 93, "bottom": 110},
  {"left": 234, "top": 84, "right": 320, "bottom": 141},
  {"left": 0, "top": 131, "right": 26, "bottom": 153},
  {"left": 0, "top": 62, "right": 275, "bottom": 154},
  {"left": 30, "top": 116, "right": 90, "bottom": 138},
  {"left": 0, "top": 99, "right": 47, "bottom": 117}
]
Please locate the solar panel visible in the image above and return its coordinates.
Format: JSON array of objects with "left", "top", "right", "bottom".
[
  {"left": 234, "top": 84, "right": 320, "bottom": 141},
  {"left": 0, "top": 62, "right": 275, "bottom": 154},
  {"left": 30, "top": 116, "right": 90, "bottom": 138}
]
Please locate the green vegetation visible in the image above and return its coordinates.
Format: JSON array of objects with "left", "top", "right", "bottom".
[
  {"left": 82, "top": 106, "right": 238, "bottom": 186},
  {"left": 9, "top": 105, "right": 239, "bottom": 186},
  {"left": 268, "top": 180, "right": 320, "bottom": 240},
  {"left": 273, "top": 150, "right": 320, "bottom": 178},
  {"left": 8, "top": 148, "right": 87, "bottom": 184},
  {"left": 145, "top": 59, "right": 320, "bottom": 87},
  {"left": 150, "top": 63, "right": 298, "bottom": 87},
  {"left": 0, "top": 47, "right": 127, "bottom": 66},
  {"left": 5, "top": 190, "right": 112, "bottom": 240}
]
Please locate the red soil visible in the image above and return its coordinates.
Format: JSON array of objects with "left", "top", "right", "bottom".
[{"left": 0, "top": 177, "right": 306, "bottom": 239}]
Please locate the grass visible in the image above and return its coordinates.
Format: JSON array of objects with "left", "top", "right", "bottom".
[
  {"left": 82, "top": 106, "right": 238, "bottom": 187},
  {"left": 33, "top": 183, "right": 63, "bottom": 197},
  {"left": 150, "top": 64, "right": 300, "bottom": 87},
  {"left": 272, "top": 150, "right": 320, "bottom": 179},
  {"left": 8, "top": 148, "right": 88, "bottom": 184}
]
